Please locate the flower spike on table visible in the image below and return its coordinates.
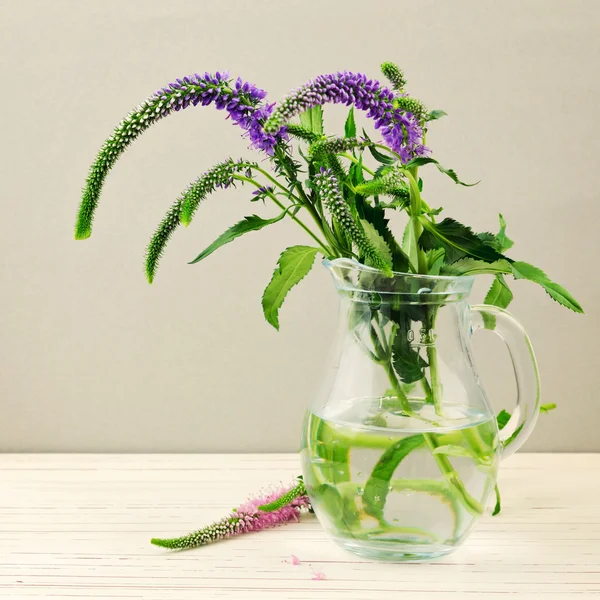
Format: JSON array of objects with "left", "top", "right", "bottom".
[{"left": 151, "top": 479, "right": 310, "bottom": 550}]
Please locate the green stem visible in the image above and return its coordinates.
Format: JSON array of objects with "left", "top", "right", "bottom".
[
  {"left": 426, "top": 346, "right": 443, "bottom": 416},
  {"left": 339, "top": 153, "right": 376, "bottom": 176},
  {"left": 232, "top": 175, "right": 330, "bottom": 254},
  {"left": 404, "top": 170, "right": 427, "bottom": 274},
  {"left": 423, "top": 433, "right": 484, "bottom": 517},
  {"left": 273, "top": 152, "right": 344, "bottom": 257},
  {"left": 252, "top": 165, "right": 303, "bottom": 203}
]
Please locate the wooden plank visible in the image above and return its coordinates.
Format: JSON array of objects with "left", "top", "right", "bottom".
[{"left": 0, "top": 454, "right": 599, "bottom": 598}]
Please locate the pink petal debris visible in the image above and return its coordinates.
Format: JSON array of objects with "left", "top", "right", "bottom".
[
  {"left": 311, "top": 567, "right": 326, "bottom": 581},
  {"left": 291, "top": 554, "right": 301, "bottom": 565}
]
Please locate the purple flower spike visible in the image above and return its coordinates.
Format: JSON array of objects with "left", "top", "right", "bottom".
[
  {"left": 76, "top": 71, "right": 286, "bottom": 240},
  {"left": 264, "top": 71, "right": 428, "bottom": 163}
]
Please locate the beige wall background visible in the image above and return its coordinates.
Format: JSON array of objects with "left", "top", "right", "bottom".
[{"left": 1, "top": 0, "right": 598, "bottom": 452}]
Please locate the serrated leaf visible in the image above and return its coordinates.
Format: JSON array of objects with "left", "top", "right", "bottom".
[
  {"left": 482, "top": 274, "right": 513, "bottom": 329},
  {"left": 540, "top": 403, "right": 557, "bottom": 413},
  {"left": 189, "top": 213, "right": 286, "bottom": 265},
  {"left": 511, "top": 261, "right": 583, "bottom": 313},
  {"left": 420, "top": 218, "right": 507, "bottom": 264},
  {"left": 484, "top": 275, "right": 512, "bottom": 308},
  {"left": 441, "top": 257, "right": 512, "bottom": 276},
  {"left": 392, "top": 330, "right": 428, "bottom": 384},
  {"left": 299, "top": 106, "right": 323, "bottom": 135},
  {"left": 426, "top": 248, "right": 445, "bottom": 275},
  {"left": 361, "top": 220, "right": 393, "bottom": 268},
  {"left": 262, "top": 246, "right": 319, "bottom": 330},
  {"left": 477, "top": 215, "right": 514, "bottom": 254},
  {"left": 355, "top": 198, "right": 409, "bottom": 273},
  {"left": 404, "top": 157, "right": 477, "bottom": 186},
  {"left": 344, "top": 108, "right": 356, "bottom": 139},
  {"left": 427, "top": 109, "right": 448, "bottom": 121}
]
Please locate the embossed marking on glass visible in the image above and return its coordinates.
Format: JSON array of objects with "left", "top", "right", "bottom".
[{"left": 301, "top": 259, "right": 541, "bottom": 561}]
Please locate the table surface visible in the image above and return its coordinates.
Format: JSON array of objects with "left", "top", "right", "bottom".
[{"left": 0, "top": 453, "right": 598, "bottom": 599}]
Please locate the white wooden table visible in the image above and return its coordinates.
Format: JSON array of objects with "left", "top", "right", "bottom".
[{"left": 0, "top": 454, "right": 598, "bottom": 599}]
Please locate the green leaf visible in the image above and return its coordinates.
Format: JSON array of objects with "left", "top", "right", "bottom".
[
  {"left": 402, "top": 221, "right": 419, "bottom": 272},
  {"left": 540, "top": 403, "right": 557, "bottom": 413},
  {"left": 349, "top": 156, "right": 366, "bottom": 187},
  {"left": 360, "top": 220, "right": 393, "bottom": 268},
  {"left": 426, "top": 248, "right": 445, "bottom": 275},
  {"left": 355, "top": 198, "right": 409, "bottom": 273},
  {"left": 299, "top": 106, "right": 324, "bottom": 135},
  {"left": 392, "top": 326, "right": 429, "bottom": 384},
  {"left": 497, "top": 409, "right": 525, "bottom": 445},
  {"left": 427, "top": 109, "right": 448, "bottom": 121},
  {"left": 492, "top": 485, "right": 501, "bottom": 516},
  {"left": 496, "top": 409, "right": 511, "bottom": 430},
  {"left": 368, "top": 145, "right": 396, "bottom": 165},
  {"left": 362, "top": 131, "right": 395, "bottom": 165},
  {"left": 482, "top": 274, "right": 513, "bottom": 329},
  {"left": 476, "top": 215, "right": 514, "bottom": 254},
  {"left": 511, "top": 261, "right": 584, "bottom": 313},
  {"left": 404, "top": 157, "right": 478, "bottom": 187},
  {"left": 344, "top": 108, "right": 356, "bottom": 139},
  {"left": 497, "top": 214, "right": 514, "bottom": 252},
  {"left": 420, "top": 218, "right": 507, "bottom": 264},
  {"left": 441, "top": 257, "right": 512, "bottom": 276},
  {"left": 189, "top": 213, "right": 286, "bottom": 265},
  {"left": 362, "top": 434, "right": 425, "bottom": 519},
  {"left": 261, "top": 246, "right": 319, "bottom": 330}
]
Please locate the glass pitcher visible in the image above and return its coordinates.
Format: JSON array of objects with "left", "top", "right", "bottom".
[{"left": 300, "top": 258, "right": 540, "bottom": 561}]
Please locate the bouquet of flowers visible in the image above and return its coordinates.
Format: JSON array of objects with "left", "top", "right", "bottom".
[{"left": 75, "top": 62, "right": 581, "bottom": 552}]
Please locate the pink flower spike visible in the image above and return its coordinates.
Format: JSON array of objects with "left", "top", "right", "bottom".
[{"left": 291, "top": 554, "right": 300, "bottom": 566}]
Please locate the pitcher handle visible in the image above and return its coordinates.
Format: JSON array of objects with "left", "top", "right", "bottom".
[{"left": 470, "top": 304, "right": 541, "bottom": 459}]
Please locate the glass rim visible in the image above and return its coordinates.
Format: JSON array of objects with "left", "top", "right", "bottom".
[{"left": 323, "top": 257, "right": 475, "bottom": 286}]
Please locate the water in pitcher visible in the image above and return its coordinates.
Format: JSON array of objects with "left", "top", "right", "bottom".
[{"left": 301, "top": 399, "right": 499, "bottom": 560}]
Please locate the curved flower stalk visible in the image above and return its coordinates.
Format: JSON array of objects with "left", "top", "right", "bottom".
[
  {"left": 151, "top": 481, "right": 310, "bottom": 550},
  {"left": 264, "top": 71, "right": 427, "bottom": 163},
  {"left": 145, "top": 158, "right": 256, "bottom": 283},
  {"left": 179, "top": 159, "right": 258, "bottom": 226},
  {"left": 314, "top": 168, "right": 393, "bottom": 276},
  {"left": 75, "top": 72, "right": 284, "bottom": 240}
]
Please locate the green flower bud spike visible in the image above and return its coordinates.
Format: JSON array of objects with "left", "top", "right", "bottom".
[
  {"left": 257, "top": 479, "right": 307, "bottom": 512},
  {"left": 314, "top": 168, "right": 393, "bottom": 276},
  {"left": 381, "top": 62, "right": 407, "bottom": 92},
  {"left": 308, "top": 137, "right": 368, "bottom": 162},
  {"left": 144, "top": 158, "right": 256, "bottom": 283},
  {"left": 355, "top": 168, "right": 410, "bottom": 199},
  {"left": 393, "top": 96, "right": 428, "bottom": 120}
]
